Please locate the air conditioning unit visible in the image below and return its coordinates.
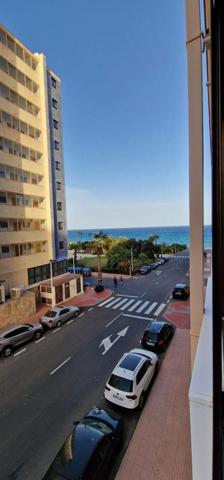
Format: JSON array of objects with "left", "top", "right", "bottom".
[
  {"left": 11, "top": 287, "right": 24, "bottom": 299},
  {"left": 0, "top": 285, "right": 5, "bottom": 303}
]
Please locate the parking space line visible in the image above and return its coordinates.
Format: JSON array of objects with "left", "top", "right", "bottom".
[
  {"left": 50, "top": 357, "right": 71, "bottom": 376},
  {"left": 122, "top": 314, "right": 153, "bottom": 321},
  {"left": 14, "top": 348, "right": 26, "bottom": 357},
  {"left": 66, "top": 319, "right": 74, "bottom": 325},
  {"left": 52, "top": 328, "right": 61, "bottom": 334},
  {"left": 35, "top": 336, "right": 46, "bottom": 344},
  {"left": 79, "top": 313, "right": 85, "bottom": 317},
  {"left": 88, "top": 307, "right": 94, "bottom": 311}
]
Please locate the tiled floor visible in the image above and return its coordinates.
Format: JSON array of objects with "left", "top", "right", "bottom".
[{"left": 116, "top": 328, "right": 192, "bottom": 480}]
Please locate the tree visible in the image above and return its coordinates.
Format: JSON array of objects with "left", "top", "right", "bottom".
[{"left": 93, "top": 231, "right": 108, "bottom": 287}]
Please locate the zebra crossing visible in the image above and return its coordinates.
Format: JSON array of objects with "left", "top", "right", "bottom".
[{"left": 97, "top": 296, "right": 167, "bottom": 317}]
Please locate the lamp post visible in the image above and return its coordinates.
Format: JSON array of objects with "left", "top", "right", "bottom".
[{"left": 130, "top": 247, "right": 134, "bottom": 273}]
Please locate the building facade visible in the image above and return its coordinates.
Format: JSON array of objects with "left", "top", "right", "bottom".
[{"left": 0, "top": 24, "right": 67, "bottom": 289}]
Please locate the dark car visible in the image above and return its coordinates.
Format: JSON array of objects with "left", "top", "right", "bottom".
[
  {"left": 82, "top": 267, "right": 92, "bottom": 277},
  {"left": 139, "top": 265, "right": 151, "bottom": 274},
  {"left": 148, "top": 262, "right": 157, "bottom": 270},
  {"left": 141, "top": 321, "right": 175, "bottom": 352},
  {"left": 0, "top": 323, "right": 43, "bottom": 357},
  {"left": 67, "top": 266, "right": 83, "bottom": 274},
  {"left": 172, "top": 283, "right": 190, "bottom": 300},
  {"left": 43, "top": 407, "right": 123, "bottom": 480}
]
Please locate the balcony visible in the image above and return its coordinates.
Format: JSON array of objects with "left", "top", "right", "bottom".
[{"left": 189, "top": 276, "right": 213, "bottom": 480}]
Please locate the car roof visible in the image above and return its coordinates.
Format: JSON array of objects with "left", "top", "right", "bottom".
[
  {"left": 113, "top": 352, "right": 144, "bottom": 380},
  {"left": 175, "top": 283, "right": 187, "bottom": 289},
  {"left": 146, "top": 321, "right": 166, "bottom": 333},
  {"left": 0, "top": 323, "right": 30, "bottom": 336}
]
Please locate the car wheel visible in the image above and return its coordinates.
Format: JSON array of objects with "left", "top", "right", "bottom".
[
  {"left": 138, "top": 393, "right": 145, "bottom": 409},
  {"left": 74, "top": 311, "right": 79, "bottom": 317},
  {"left": 56, "top": 320, "right": 61, "bottom": 328},
  {"left": 34, "top": 331, "right": 41, "bottom": 341},
  {"left": 3, "top": 346, "right": 12, "bottom": 358}
]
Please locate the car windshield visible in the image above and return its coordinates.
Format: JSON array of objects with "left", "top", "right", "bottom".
[
  {"left": 80, "top": 418, "right": 112, "bottom": 434},
  {"left": 45, "top": 310, "right": 57, "bottom": 318},
  {"left": 108, "top": 374, "right": 133, "bottom": 392}
]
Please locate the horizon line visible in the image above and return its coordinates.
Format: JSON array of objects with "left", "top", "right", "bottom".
[{"left": 67, "top": 224, "right": 211, "bottom": 231}]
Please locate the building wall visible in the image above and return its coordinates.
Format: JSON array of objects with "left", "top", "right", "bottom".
[{"left": 0, "top": 24, "right": 67, "bottom": 289}]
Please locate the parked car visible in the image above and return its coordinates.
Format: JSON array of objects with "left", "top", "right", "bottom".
[
  {"left": 140, "top": 320, "right": 175, "bottom": 352},
  {"left": 148, "top": 262, "right": 157, "bottom": 270},
  {"left": 139, "top": 265, "right": 151, "bottom": 274},
  {"left": 155, "top": 258, "right": 165, "bottom": 266},
  {"left": 82, "top": 267, "right": 92, "bottom": 277},
  {"left": 43, "top": 407, "right": 123, "bottom": 480},
  {"left": 104, "top": 348, "right": 158, "bottom": 409},
  {"left": 172, "top": 283, "right": 190, "bottom": 300},
  {"left": 0, "top": 323, "right": 43, "bottom": 358},
  {"left": 40, "top": 306, "right": 80, "bottom": 329}
]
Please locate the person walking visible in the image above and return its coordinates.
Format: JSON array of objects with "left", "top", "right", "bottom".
[{"left": 113, "top": 276, "right": 118, "bottom": 288}]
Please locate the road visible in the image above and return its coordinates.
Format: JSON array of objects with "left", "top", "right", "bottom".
[{"left": 0, "top": 253, "right": 189, "bottom": 480}]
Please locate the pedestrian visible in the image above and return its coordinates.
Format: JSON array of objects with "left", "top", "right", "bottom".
[
  {"left": 113, "top": 276, "right": 118, "bottom": 288},
  {"left": 120, "top": 275, "right": 123, "bottom": 282}
]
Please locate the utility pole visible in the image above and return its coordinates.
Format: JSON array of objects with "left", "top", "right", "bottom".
[{"left": 131, "top": 247, "right": 134, "bottom": 273}]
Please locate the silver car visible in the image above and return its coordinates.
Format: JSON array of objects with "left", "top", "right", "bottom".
[
  {"left": 0, "top": 323, "right": 43, "bottom": 358},
  {"left": 40, "top": 306, "right": 80, "bottom": 329}
]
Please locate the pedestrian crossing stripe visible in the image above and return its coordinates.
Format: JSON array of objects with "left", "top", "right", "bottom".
[{"left": 97, "top": 297, "right": 167, "bottom": 317}]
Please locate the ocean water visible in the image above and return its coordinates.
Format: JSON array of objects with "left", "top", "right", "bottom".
[{"left": 68, "top": 225, "right": 212, "bottom": 249}]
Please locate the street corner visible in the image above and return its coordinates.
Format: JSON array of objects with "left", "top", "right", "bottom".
[
  {"left": 63, "top": 287, "right": 113, "bottom": 308},
  {"left": 163, "top": 299, "right": 190, "bottom": 329}
]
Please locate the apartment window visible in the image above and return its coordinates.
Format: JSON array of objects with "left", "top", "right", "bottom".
[
  {"left": 29, "top": 126, "right": 35, "bottom": 138},
  {"left": 24, "top": 52, "right": 31, "bottom": 66},
  {"left": 59, "top": 241, "right": 65, "bottom": 250},
  {"left": 52, "top": 98, "right": 58, "bottom": 109},
  {"left": 58, "top": 222, "right": 63, "bottom": 230},
  {"left": 54, "top": 141, "right": 60, "bottom": 151},
  {"left": 51, "top": 77, "right": 57, "bottom": 88},
  {"left": 0, "top": 220, "right": 8, "bottom": 230},
  {"left": 0, "top": 166, "right": 5, "bottom": 178},
  {"left": 55, "top": 161, "right": 61, "bottom": 171},
  {"left": 8, "top": 64, "right": 16, "bottom": 79},
  {"left": 0, "top": 192, "right": 7, "bottom": 204},
  {"left": 1, "top": 245, "right": 10, "bottom": 257},
  {"left": 0, "top": 56, "right": 8, "bottom": 73},
  {"left": 20, "top": 121, "right": 28, "bottom": 135},
  {"left": 7, "top": 36, "right": 15, "bottom": 52},
  {"left": 18, "top": 70, "right": 26, "bottom": 86},
  {"left": 56, "top": 182, "right": 61, "bottom": 191},
  {"left": 12, "top": 117, "right": 19, "bottom": 131},
  {"left": 53, "top": 119, "right": 58, "bottom": 130},
  {"left": 0, "top": 30, "right": 6, "bottom": 45},
  {"left": 57, "top": 202, "right": 62, "bottom": 211}
]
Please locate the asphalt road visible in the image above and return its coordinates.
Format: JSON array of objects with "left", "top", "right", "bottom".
[{"left": 0, "top": 253, "right": 189, "bottom": 480}]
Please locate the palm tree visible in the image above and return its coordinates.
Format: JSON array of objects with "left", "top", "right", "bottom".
[{"left": 93, "top": 231, "right": 108, "bottom": 286}]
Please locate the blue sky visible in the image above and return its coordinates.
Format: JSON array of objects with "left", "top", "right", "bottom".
[{"left": 2, "top": 1, "right": 211, "bottom": 228}]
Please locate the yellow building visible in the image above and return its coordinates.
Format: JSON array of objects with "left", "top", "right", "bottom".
[{"left": 0, "top": 24, "right": 68, "bottom": 291}]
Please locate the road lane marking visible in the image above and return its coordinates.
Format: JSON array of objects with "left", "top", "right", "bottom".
[
  {"left": 154, "top": 303, "right": 166, "bottom": 316},
  {"left": 140, "top": 292, "right": 147, "bottom": 298},
  {"left": 106, "top": 313, "right": 121, "bottom": 327},
  {"left": 112, "top": 298, "right": 129, "bottom": 309},
  {"left": 105, "top": 298, "right": 123, "bottom": 308},
  {"left": 144, "top": 302, "right": 158, "bottom": 314},
  {"left": 127, "top": 300, "right": 142, "bottom": 312},
  {"left": 99, "top": 327, "right": 129, "bottom": 355},
  {"left": 98, "top": 297, "right": 115, "bottom": 307},
  {"left": 14, "top": 348, "right": 26, "bottom": 357},
  {"left": 50, "top": 357, "right": 71, "bottom": 375},
  {"left": 52, "top": 328, "right": 61, "bottom": 334},
  {"left": 35, "top": 336, "right": 46, "bottom": 344},
  {"left": 66, "top": 319, "right": 74, "bottom": 325},
  {"left": 88, "top": 307, "right": 94, "bottom": 311},
  {"left": 116, "top": 294, "right": 139, "bottom": 298},
  {"left": 120, "top": 299, "right": 135, "bottom": 311},
  {"left": 136, "top": 301, "right": 150, "bottom": 313},
  {"left": 79, "top": 313, "right": 85, "bottom": 317},
  {"left": 122, "top": 314, "right": 153, "bottom": 321}
]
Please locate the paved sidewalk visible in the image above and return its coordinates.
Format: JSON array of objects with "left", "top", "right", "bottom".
[
  {"left": 23, "top": 287, "right": 112, "bottom": 324},
  {"left": 116, "top": 327, "right": 192, "bottom": 480}
]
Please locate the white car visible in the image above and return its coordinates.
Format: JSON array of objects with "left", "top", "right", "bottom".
[
  {"left": 40, "top": 306, "right": 80, "bottom": 329},
  {"left": 104, "top": 348, "right": 158, "bottom": 409}
]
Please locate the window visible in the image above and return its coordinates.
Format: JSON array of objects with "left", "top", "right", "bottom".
[
  {"left": 136, "top": 361, "right": 150, "bottom": 385},
  {"left": 53, "top": 119, "right": 58, "bottom": 129},
  {"left": 7, "top": 36, "right": 15, "bottom": 52},
  {"left": 57, "top": 202, "right": 62, "bottom": 211},
  {"left": 8, "top": 64, "right": 16, "bottom": 79},
  {"left": 0, "top": 192, "right": 7, "bottom": 204},
  {"left": 54, "top": 141, "right": 60, "bottom": 151},
  {"left": 51, "top": 77, "right": 57, "bottom": 88},
  {"left": 17, "top": 70, "right": 26, "bottom": 86},
  {"left": 58, "top": 222, "right": 63, "bottom": 230},
  {"left": 20, "top": 121, "right": 28, "bottom": 135},
  {"left": 52, "top": 98, "right": 58, "bottom": 109},
  {"left": 12, "top": 117, "right": 19, "bottom": 131},
  {"left": 24, "top": 52, "right": 31, "bottom": 67},
  {"left": 0, "top": 165, "right": 5, "bottom": 178},
  {"left": 108, "top": 374, "right": 133, "bottom": 392},
  {"left": 15, "top": 44, "right": 23, "bottom": 60},
  {"left": 59, "top": 241, "right": 64, "bottom": 249},
  {"left": 56, "top": 182, "right": 61, "bottom": 191},
  {"left": 1, "top": 245, "right": 10, "bottom": 257},
  {"left": 0, "top": 56, "right": 8, "bottom": 73},
  {"left": 0, "top": 29, "right": 6, "bottom": 45},
  {"left": 55, "top": 161, "right": 61, "bottom": 170},
  {"left": 0, "top": 221, "right": 8, "bottom": 230}
]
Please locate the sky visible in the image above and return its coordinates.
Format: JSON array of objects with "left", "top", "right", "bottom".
[{"left": 1, "top": 1, "right": 211, "bottom": 229}]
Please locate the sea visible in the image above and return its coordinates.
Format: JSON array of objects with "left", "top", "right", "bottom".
[{"left": 68, "top": 225, "right": 212, "bottom": 249}]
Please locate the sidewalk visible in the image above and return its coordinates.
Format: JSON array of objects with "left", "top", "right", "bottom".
[
  {"left": 23, "top": 287, "right": 112, "bottom": 324},
  {"left": 116, "top": 326, "right": 192, "bottom": 480}
]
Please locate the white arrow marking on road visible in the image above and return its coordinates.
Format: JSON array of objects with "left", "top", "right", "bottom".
[{"left": 99, "top": 326, "right": 129, "bottom": 355}]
